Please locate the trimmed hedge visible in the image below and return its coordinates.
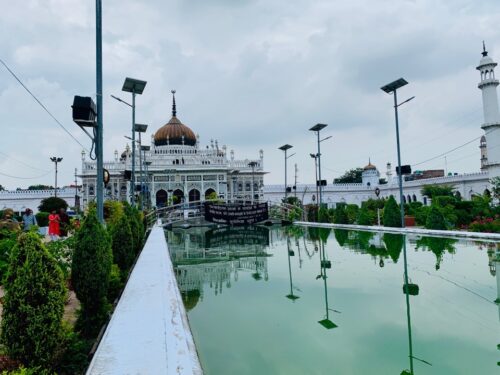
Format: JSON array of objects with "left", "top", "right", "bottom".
[{"left": 1, "top": 232, "right": 66, "bottom": 369}]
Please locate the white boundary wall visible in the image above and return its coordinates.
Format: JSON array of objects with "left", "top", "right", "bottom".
[{"left": 86, "top": 225, "right": 203, "bottom": 375}]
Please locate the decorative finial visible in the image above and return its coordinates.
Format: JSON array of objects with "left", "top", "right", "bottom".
[
  {"left": 482, "top": 41, "right": 488, "bottom": 57},
  {"left": 171, "top": 90, "right": 177, "bottom": 117}
]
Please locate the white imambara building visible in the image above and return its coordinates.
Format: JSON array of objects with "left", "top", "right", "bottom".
[
  {"left": 79, "top": 92, "right": 265, "bottom": 209},
  {"left": 265, "top": 44, "right": 500, "bottom": 206}
]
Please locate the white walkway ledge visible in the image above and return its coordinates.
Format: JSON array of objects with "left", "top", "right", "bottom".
[
  {"left": 294, "top": 221, "right": 500, "bottom": 241},
  {"left": 86, "top": 225, "right": 203, "bottom": 375}
]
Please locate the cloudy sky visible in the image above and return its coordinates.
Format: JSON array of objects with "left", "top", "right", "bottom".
[{"left": 1, "top": 0, "right": 499, "bottom": 190}]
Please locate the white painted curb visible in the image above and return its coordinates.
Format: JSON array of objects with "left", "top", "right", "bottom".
[
  {"left": 86, "top": 225, "right": 203, "bottom": 375},
  {"left": 294, "top": 221, "right": 500, "bottom": 241}
]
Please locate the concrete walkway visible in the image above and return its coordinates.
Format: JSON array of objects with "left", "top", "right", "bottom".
[
  {"left": 86, "top": 225, "right": 203, "bottom": 375},
  {"left": 294, "top": 221, "right": 500, "bottom": 241}
]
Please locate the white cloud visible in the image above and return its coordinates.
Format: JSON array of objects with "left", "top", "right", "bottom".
[{"left": 1, "top": 0, "right": 500, "bottom": 189}]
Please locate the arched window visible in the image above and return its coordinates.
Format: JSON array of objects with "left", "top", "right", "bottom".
[
  {"left": 89, "top": 185, "right": 95, "bottom": 196},
  {"left": 188, "top": 189, "right": 200, "bottom": 202},
  {"left": 412, "top": 194, "right": 417, "bottom": 202}
]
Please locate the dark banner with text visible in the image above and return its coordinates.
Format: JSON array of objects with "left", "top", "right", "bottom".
[{"left": 204, "top": 202, "right": 269, "bottom": 226}]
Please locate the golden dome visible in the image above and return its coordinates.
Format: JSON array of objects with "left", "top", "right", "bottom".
[
  {"left": 363, "top": 159, "right": 376, "bottom": 171},
  {"left": 154, "top": 90, "right": 197, "bottom": 147},
  {"left": 154, "top": 116, "right": 196, "bottom": 146}
]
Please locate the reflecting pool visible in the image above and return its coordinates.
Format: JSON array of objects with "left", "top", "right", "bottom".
[{"left": 166, "top": 226, "right": 500, "bottom": 375}]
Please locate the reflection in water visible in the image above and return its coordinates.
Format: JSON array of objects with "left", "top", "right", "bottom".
[
  {"left": 168, "top": 226, "right": 498, "bottom": 373},
  {"left": 168, "top": 226, "right": 271, "bottom": 310},
  {"left": 286, "top": 237, "right": 300, "bottom": 301},
  {"left": 317, "top": 237, "right": 337, "bottom": 330},
  {"left": 416, "top": 236, "right": 457, "bottom": 270}
]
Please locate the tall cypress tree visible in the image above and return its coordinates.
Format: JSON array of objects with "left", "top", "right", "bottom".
[
  {"left": 1, "top": 232, "right": 67, "bottom": 368},
  {"left": 71, "top": 209, "right": 112, "bottom": 337},
  {"left": 383, "top": 196, "right": 402, "bottom": 228},
  {"left": 110, "top": 214, "right": 134, "bottom": 271}
]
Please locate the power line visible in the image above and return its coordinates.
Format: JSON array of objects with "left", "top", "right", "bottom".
[
  {"left": 410, "top": 128, "right": 498, "bottom": 167},
  {"left": 0, "top": 58, "right": 89, "bottom": 152},
  {"left": 0, "top": 170, "right": 51, "bottom": 180},
  {"left": 0, "top": 151, "right": 50, "bottom": 173}
]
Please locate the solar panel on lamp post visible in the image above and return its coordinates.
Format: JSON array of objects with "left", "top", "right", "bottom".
[
  {"left": 381, "top": 77, "right": 415, "bottom": 375},
  {"left": 121, "top": 77, "right": 147, "bottom": 207}
]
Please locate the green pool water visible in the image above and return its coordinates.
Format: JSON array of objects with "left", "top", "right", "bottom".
[{"left": 166, "top": 226, "right": 500, "bottom": 375}]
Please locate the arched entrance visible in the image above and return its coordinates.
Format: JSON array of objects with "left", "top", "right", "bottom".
[
  {"left": 205, "top": 188, "right": 216, "bottom": 200},
  {"left": 173, "top": 189, "right": 184, "bottom": 204},
  {"left": 156, "top": 189, "right": 168, "bottom": 207},
  {"left": 189, "top": 189, "right": 200, "bottom": 202}
]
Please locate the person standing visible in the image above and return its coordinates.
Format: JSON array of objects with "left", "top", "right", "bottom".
[
  {"left": 22, "top": 208, "right": 37, "bottom": 231},
  {"left": 48, "top": 210, "right": 60, "bottom": 241},
  {"left": 59, "top": 208, "right": 70, "bottom": 237}
]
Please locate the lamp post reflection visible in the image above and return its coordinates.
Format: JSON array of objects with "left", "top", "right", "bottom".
[
  {"left": 286, "top": 236, "right": 300, "bottom": 301},
  {"left": 317, "top": 239, "right": 337, "bottom": 330}
]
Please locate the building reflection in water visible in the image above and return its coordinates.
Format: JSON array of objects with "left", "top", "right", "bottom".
[{"left": 167, "top": 226, "right": 271, "bottom": 310}]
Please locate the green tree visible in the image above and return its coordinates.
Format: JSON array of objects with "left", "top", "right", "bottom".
[
  {"left": 357, "top": 206, "right": 372, "bottom": 226},
  {"left": 318, "top": 207, "right": 331, "bottom": 223},
  {"left": 334, "top": 168, "right": 363, "bottom": 183},
  {"left": 71, "top": 209, "right": 112, "bottom": 337},
  {"left": 124, "top": 203, "right": 143, "bottom": 254},
  {"left": 383, "top": 233, "right": 404, "bottom": 263},
  {"left": 110, "top": 214, "right": 134, "bottom": 271},
  {"left": 1, "top": 232, "right": 66, "bottom": 368},
  {"left": 27, "top": 184, "right": 53, "bottom": 190},
  {"left": 491, "top": 176, "right": 500, "bottom": 201},
  {"left": 421, "top": 185, "right": 455, "bottom": 199},
  {"left": 345, "top": 204, "right": 359, "bottom": 224},
  {"left": 425, "top": 206, "right": 447, "bottom": 230},
  {"left": 383, "top": 196, "right": 402, "bottom": 227},
  {"left": 333, "top": 204, "right": 349, "bottom": 224},
  {"left": 38, "top": 197, "right": 68, "bottom": 213}
]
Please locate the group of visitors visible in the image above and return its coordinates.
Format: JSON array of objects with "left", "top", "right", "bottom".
[{"left": 1, "top": 207, "right": 74, "bottom": 241}]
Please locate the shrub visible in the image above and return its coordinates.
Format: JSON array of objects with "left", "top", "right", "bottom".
[
  {"left": 38, "top": 197, "right": 68, "bottom": 213},
  {"left": 35, "top": 212, "right": 49, "bottom": 227},
  {"left": 0, "top": 229, "right": 17, "bottom": 282},
  {"left": 109, "top": 215, "right": 134, "bottom": 271},
  {"left": 45, "top": 236, "right": 75, "bottom": 281},
  {"left": 469, "top": 217, "right": 500, "bottom": 233},
  {"left": 54, "top": 327, "right": 92, "bottom": 375},
  {"left": 383, "top": 196, "right": 401, "bottom": 227},
  {"left": 107, "top": 264, "right": 124, "bottom": 302},
  {"left": 421, "top": 185, "right": 455, "bottom": 199},
  {"left": 318, "top": 207, "right": 331, "bottom": 223},
  {"left": 1, "top": 232, "right": 66, "bottom": 369},
  {"left": 103, "top": 200, "right": 124, "bottom": 226},
  {"left": 345, "top": 204, "right": 359, "bottom": 224},
  {"left": 333, "top": 204, "right": 348, "bottom": 224},
  {"left": 357, "top": 206, "right": 372, "bottom": 226},
  {"left": 414, "top": 206, "right": 430, "bottom": 226},
  {"left": 71, "top": 209, "right": 112, "bottom": 337},
  {"left": 425, "top": 206, "right": 447, "bottom": 230}
]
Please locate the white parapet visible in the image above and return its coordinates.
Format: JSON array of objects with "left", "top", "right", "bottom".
[{"left": 86, "top": 226, "right": 203, "bottom": 375}]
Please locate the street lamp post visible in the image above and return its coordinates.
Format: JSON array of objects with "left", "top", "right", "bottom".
[
  {"left": 119, "top": 77, "right": 147, "bottom": 206},
  {"left": 134, "top": 123, "right": 148, "bottom": 210},
  {"left": 279, "top": 144, "right": 294, "bottom": 201},
  {"left": 309, "top": 124, "right": 328, "bottom": 207},
  {"left": 141, "top": 145, "right": 151, "bottom": 209},
  {"left": 310, "top": 153, "right": 319, "bottom": 219},
  {"left": 50, "top": 157, "right": 63, "bottom": 197},
  {"left": 381, "top": 77, "right": 415, "bottom": 374},
  {"left": 248, "top": 161, "right": 258, "bottom": 203}
]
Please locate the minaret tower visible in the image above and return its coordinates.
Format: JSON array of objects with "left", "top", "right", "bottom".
[{"left": 477, "top": 42, "right": 500, "bottom": 177}]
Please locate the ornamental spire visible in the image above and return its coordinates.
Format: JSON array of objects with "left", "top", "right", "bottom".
[
  {"left": 482, "top": 41, "right": 488, "bottom": 57},
  {"left": 171, "top": 90, "right": 177, "bottom": 117}
]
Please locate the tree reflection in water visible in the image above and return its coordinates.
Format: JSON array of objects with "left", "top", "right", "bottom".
[{"left": 416, "top": 236, "right": 457, "bottom": 270}]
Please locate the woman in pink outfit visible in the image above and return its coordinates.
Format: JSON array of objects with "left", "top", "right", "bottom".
[{"left": 48, "top": 210, "right": 60, "bottom": 241}]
